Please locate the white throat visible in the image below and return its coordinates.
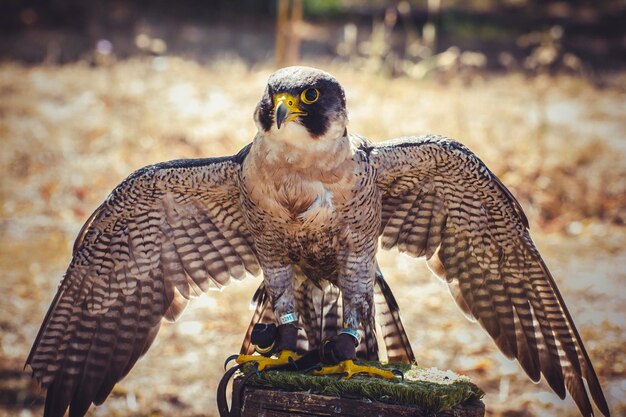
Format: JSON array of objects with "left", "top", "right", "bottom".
[
  {"left": 257, "top": 119, "right": 350, "bottom": 169},
  {"left": 245, "top": 119, "right": 355, "bottom": 225}
]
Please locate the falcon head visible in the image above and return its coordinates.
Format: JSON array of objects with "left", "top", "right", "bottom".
[{"left": 254, "top": 66, "right": 348, "bottom": 143}]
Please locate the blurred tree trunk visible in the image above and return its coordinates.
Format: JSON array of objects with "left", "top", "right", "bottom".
[
  {"left": 275, "top": 0, "right": 302, "bottom": 68},
  {"left": 423, "top": 0, "right": 441, "bottom": 56}
]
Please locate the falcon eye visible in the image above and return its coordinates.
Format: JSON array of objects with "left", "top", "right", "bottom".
[{"left": 300, "top": 88, "right": 319, "bottom": 104}]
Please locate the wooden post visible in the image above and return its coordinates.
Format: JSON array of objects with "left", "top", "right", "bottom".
[
  {"left": 231, "top": 375, "right": 485, "bottom": 417},
  {"left": 275, "top": 0, "right": 303, "bottom": 68}
]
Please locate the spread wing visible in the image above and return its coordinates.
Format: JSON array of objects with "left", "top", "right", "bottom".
[
  {"left": 370, "top": 135, "right": 610, "bottom": 417},
  {"left": 26, "top": 146, "right": 260, "bottom": 417}
]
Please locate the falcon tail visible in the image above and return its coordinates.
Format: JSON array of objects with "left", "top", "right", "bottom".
[{"left": 374, "top": 265, "right": 416, "bottom": 363}]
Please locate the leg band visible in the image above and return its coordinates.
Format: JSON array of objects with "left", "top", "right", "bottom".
[
  {"left": 279, "top": 312, "right": 298, "bottom": 325},
  {"left": 339, "top": 328, "right": 361, "bottom": 345}
]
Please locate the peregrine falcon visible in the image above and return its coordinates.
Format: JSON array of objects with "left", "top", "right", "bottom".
[{"left": 27, "top": 66, "right": 610, "bottom": 417}]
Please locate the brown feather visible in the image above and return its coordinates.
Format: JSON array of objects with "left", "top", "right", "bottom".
[
  {"left": 374, "top": 266, "right": 415, "bottom": 363},
  {"left": 27, "top": 153, "right": 259, "bottom": 417},
  {"left": 374, "top": 136, "right": 610, "bottom": 417}
]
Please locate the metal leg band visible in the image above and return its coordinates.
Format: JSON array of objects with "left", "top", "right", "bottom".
[
  {"left": 279, "top": 312, "right": 298, "bottom": 325},
  {"left": 339, "top": 328, "right": 361, "bottom": 344}
]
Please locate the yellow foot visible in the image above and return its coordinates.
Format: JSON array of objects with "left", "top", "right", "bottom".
[
  {"left": 235, "top": 350, "right": 300, "bottom": 371},
  {"left": 312, "top": 360, "right": 396, "bottom": 379}
]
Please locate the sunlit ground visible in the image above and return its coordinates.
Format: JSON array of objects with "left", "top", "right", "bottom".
[{"left": 0, "top": 58, "right": 625, "bottom": 417}]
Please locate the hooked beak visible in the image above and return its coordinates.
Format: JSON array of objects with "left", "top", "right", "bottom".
[{"left": 274, "top": 93, "right": 306, "bottom": 129}]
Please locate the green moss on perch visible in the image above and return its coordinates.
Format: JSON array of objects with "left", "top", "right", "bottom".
[{"left": 237, "top": 361, "right": 484, "bottom": 414}]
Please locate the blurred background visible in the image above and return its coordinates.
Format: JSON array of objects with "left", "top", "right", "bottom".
[{"left": 0, "top": 1, "right": 625, "bottom": 416}]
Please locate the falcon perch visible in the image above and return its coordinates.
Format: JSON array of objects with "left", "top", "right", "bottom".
[{"left": 27, "top": 66, "right": 610, "bottom": 417}]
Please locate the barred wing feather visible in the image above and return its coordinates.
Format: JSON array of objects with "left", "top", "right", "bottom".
[
  {"left": 371, "top": 135, "right": 609, "bottom": 417},
  {"left": 26, "top": 148, "right": 259, "bottom": 417}
]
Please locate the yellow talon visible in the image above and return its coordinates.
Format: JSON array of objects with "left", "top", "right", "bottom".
[
  {"left": 235, "top": 350, "right": 300, "bottom": 371},
  {"left": 312, "top": 360, "right": 396, "bottom": 379}
]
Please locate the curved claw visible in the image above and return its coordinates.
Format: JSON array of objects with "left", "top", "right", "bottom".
[
  {"left": 391, "top": 368, "right": 404, "bottom": 381},
  {"left": 304, "top": 364, "right": 323, "bottom": 374},
  {"left": 224, "top": 354, "right": 240, "bottom": 370},
  {"left": 288, "top": 356, "right": 296, "bottom": 367}
]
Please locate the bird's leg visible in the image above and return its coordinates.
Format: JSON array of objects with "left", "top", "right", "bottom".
[
  {"left": 313, "top": 254, "right": 397, "bottom": 379},
  {"left": 236, "top": 265, "right": 300, "bottom": 370},
  {"left": 235, "top": 323, "right": 300, "bottom": 370},
  {"left": 313, "top": 327, "right": 395, "bottom": 379}
]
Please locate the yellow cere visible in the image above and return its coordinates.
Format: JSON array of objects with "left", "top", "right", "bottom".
[
  {"left": 273, "top": 92, "right": 307, "bottom": 125},
  {"left": 274, "top": 93, "right": 301, "bottom": 112}
]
